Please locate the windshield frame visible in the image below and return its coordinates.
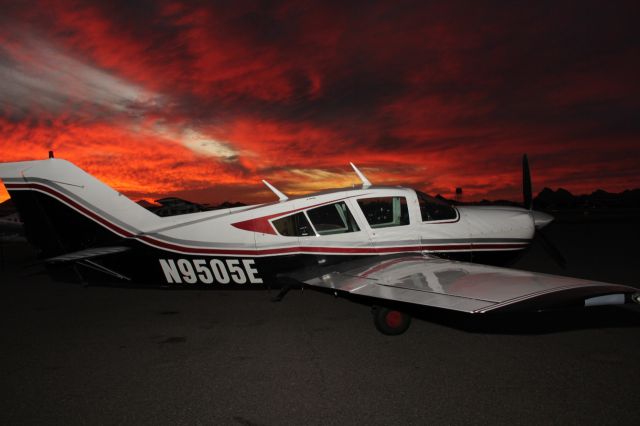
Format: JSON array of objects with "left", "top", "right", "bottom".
[{"left": 415, "top": 190, "right": 459, "bottom": 223}]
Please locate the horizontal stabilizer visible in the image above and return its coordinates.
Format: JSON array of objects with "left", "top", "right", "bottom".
[
  {"left": 46, "top": 246, "right": 130, "bottom": 263},
  {"left": 286, "top": 255, "right": 638, "bottom": 313}
]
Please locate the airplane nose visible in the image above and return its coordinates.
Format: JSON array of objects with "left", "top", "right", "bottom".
[{"left": 531, "top": 210, "right": 554, "bottom": 229}]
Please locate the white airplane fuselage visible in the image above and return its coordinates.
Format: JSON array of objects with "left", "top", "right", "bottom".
[
  {"left": 149, "top": 187, "right": 535, "bottom": 285},
  {"left": 1, "top": 159, "right": 538, "bottom": 286}
]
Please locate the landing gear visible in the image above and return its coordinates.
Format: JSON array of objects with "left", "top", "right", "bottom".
[{"left": 372, "top": 306, "right": 411, "bottom": 335}]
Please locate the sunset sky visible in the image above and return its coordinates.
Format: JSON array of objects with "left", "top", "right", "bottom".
[{"left": 0, "top": 0, "right": 638, "bottom": 204}]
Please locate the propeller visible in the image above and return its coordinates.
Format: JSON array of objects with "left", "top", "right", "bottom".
[
  {"left": 536, "top": 229, "right": 567, "bottom": 269},
  {"left": 523, "top": 154, "right": 532, "bottom": 210},
  {"left": 522, "top": 154, "right": 567, "bottom": 268}
]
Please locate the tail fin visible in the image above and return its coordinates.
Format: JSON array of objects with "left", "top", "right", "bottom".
[{"left": 0, "top": 158, "right": 162, "bottom": 256}]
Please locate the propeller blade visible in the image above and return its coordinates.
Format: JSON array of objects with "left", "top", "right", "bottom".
[
  {"left": 536, "top": 229, "right": 567, "bottom": 269},
  {"left": 522, "top": 154, "right": 532, "bottom": 210}
]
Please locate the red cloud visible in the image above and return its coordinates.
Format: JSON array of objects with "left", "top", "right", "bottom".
[
  {"left": 0, "top": 117, "right": 256, "bottom": 200},
  {"left": 0, "top": 1, "right": 638, "bottom": 205}
]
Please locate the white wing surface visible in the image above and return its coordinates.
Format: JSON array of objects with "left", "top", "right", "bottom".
[{"left": 293, "top": 255, "right": 638, "bottom": 313}]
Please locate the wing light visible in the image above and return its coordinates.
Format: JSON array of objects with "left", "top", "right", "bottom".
[
  {"left": 262, "top": 180, "right": 288, "bottom": 201},
  {"left": 350, "top": 162, "right": 372, "bottom": 188}
]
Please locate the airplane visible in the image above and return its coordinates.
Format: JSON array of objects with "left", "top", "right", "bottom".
[{"left": 0, "top": 153, "right": 638, "bottom": 335}]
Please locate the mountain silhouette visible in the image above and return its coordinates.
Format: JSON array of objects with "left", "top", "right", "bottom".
[{"left": 534, "top": 188, "right": 640, "bottom": 209}]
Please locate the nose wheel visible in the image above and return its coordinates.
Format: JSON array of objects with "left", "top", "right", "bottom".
[{"left": 372, "top": 306, "right": 411, "bottom": 335}]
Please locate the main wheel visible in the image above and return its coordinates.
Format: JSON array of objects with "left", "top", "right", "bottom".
[{"left": 372, "top": 306, "right": 411, "bottom": 335}]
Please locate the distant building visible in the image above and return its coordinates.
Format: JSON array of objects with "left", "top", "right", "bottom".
[
  {"left": 0, "top": 212, "right": 24, "bottom": 241},
  {"left": 455, "top": 187, "right": 463, "bottom": 202},
  {"left": 0, "top": 199, "right": 23, "bottom": 231},
  {"left": 0, "top": 198, "right": 16, "bottom": 216},
  {"left": 0, "top": 212, "right": 22, "bottom": 225},
  {"left": 136, "top": 199, "right": 160, "bottom": 210},
  {"left": 136, "top": 197, "right": 247, "bottom": 217},
  {"left": 153, "top": 197, "right": 208, "bottom": 217}
]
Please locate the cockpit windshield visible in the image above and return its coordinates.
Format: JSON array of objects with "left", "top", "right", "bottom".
[{"left": 416, "top": 191, "right": 457, "bottom": 222}]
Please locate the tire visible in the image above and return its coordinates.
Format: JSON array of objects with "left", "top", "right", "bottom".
[{"left": 372, "top": 306, "right": 411, "bottom": 335}]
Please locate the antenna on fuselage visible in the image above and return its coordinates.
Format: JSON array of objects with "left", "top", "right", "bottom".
[
  {"left": 350, "top": 162, "right": 372, "bottom": 188},
  {"left": 262, "top": 180, "right": 288, "bottom": 202}
]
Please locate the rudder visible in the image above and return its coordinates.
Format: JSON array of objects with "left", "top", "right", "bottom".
[{"left": 0, "top": 158, "right": 162, "bottom": 256}]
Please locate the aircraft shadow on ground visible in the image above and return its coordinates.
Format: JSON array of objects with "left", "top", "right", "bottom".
[
  {"left": 4, "top": 251, "right": 639, "bottom": 336},
  {"left": 407, "top": 305, "right": 640, "bottom": 335},
  {"left": 339, "top": 291, "right": 640, "bottom": 335}
]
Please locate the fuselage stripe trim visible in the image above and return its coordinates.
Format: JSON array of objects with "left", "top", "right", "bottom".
[{"left": 5, "top": 183, "right": 530, "bottom": 256}]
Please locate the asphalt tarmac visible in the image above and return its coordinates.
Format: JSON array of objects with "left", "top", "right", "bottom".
[{"left": 1, "top": 219, "right": 639, "bottom": 425}]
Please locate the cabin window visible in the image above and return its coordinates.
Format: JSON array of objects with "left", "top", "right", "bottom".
[
  {"left": 306, "top": 201, "right": 360, "bottom": 235},
  {"left": 416, "top": 191, "right": 457, "bottom": 221},
  {"left": 357, "top": 197, "right": 410, "bottom": 228},
  {"left": 272, "top": 212, "right": 314, "bottom": 237}
]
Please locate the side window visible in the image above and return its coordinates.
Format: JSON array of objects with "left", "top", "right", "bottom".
[
  {"left": 417, "top": 191, "right": 457, "bottom": 221},
  {"left": 272, "top": 212, "right": 314, "bottom": 237},
  {"left": 306, "top": 201, "right": 360, "bottom": 235},
  {"left": 357, "top": 197, "right": 410, "bottom": 228}
]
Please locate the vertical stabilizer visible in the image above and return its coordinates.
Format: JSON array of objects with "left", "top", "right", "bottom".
[{"left": 0, "top": 159, "right": 162, "bottom": 255}]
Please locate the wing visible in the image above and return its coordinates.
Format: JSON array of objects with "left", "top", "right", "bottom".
[
  {"left": 285, "top": 255, "right": 638, "bottom": 313},
  {"left": 46, "top": 246, "right": 131, "bottom": 263}
]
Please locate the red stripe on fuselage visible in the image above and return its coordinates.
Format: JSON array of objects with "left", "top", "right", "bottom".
[
  {"left": 5, "top": 183, "right": 529, "bottom": 256},
  {"left": 136, "top": 239, "right": 528, "bottom": 256}
]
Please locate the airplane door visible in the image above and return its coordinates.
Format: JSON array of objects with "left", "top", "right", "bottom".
[
  {"left": 410, "top": 190, "right": 474, "bottom": 261},
  {"left": 418, "top": 208, "right": 473, "bottom": 261},
  {"left": 300, "top": 198, "right": 374, "bottom": 259},
  {"left": 353, "top": 196, "right": 420, "bottom": 253}
]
